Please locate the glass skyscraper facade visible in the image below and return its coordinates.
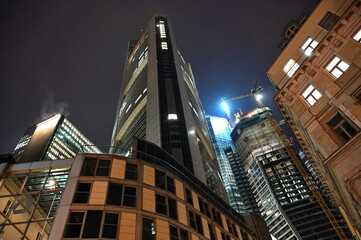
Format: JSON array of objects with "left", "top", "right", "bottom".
[
  {"left": 13, "top": 114, "right": 100, "bottom": 163},
  {"left": 111, "top": 15, "right": 226, "bottom": 200},
  {"left": 231, "top": 107, "right": 352, "bottom": 240},
  {"left": 205, "top": 115, "right": 245, "bottom": 213}
]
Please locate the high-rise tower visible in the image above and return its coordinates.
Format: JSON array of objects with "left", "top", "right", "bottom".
[
  {"left": 231, "top": 107, "right": 352, "bottom": 240},
  {"left": 111, "top": 15, "right": 226, "bottom": 200},
  {"left": 205, "top": 115, "right": 246, "bottom": 213}
]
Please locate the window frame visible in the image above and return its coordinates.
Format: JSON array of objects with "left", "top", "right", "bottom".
[
  {"left": 106, "top": 182, "right": 137, "bottom": 207},
  {"left": 301, "top": 84, "right": 322, "bottom": 106},
  {"left": 300, "top": 37, "right": 318, "bottom": 56},
  {"left": 142, "top": 217, "right": 155, "bottom": 240},
  {"left": 73, "top": 182, "right": 92, "bottom": 204},
  {"left": 324, "top": 56, "right": 350, "bottom": 78},
  {"left": 283, "top": 59, "right": 300, "bottom": 77},
  {"left": 352, "top": 28, "right": 361, "bottom": 43},
  {"left": 125, "top": 162, "right": 138, "bottom": 180},
  {"left": 80, "top": 157, "right": 111, "bottom": 177},
  {"left": 326, "top": 112, "right": 359, "bottom": 143}
]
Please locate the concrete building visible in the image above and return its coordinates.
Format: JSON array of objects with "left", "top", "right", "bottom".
[
  {"left": 13, "top": 114, "right": 100, "bottom": 163},
  {"left": 267, "top": 0, "right": 361, "bottom": 236},
  {"left": 205, "top": 115, "right": 245, "bottom": 213},
  {"left": 111, "top": 15, "right": 226, "bottom": 201},
  {"left": 0, "top": 139, "right": 271, "bottom": 240},
  {"left": 230, "top": 107, "right": 351, "bottom": 240}
]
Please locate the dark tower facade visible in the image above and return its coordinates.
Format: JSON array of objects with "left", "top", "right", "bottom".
[{"left": 111, "top": 15, "right": 226, "bottom": 200}]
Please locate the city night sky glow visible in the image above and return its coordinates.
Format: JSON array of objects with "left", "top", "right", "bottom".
[{"left": 0, "top": 0, "right": 319, "bottom": 152}]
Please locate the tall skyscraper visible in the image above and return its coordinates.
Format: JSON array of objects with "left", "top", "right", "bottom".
[
  {"left": 13, "top": 114, "right": 100, "bottom": 163},
  {"left": 111, "top": 15, "right": 226, "bottom": 200},
  {"left": 267, "top": 0, "right": 361, "bottom": 235},
  {"left": 230, "top": 107, "right": 352, "bottom": 240},
  {"left": 205, "top": 115, "right": 245, "bottom": 213},
  {"left": 224, "top": 147, "right": 260, "bottom": 214}
]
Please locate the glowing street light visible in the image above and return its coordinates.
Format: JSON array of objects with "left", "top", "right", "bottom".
[
  {"left": 221, "top": 101, "right": 230, "bottom": 113},
  {"left": 255, "top": 94, "right": 262, "bottom": 101}
]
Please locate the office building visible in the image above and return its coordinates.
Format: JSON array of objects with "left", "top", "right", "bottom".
[
  {"left": 111, "top": 15, "right": 226, "bottom": 200},
  {"left": 0, "top": 139, "right": 271, "bottom": 240},
  {"left": 205, "top": 115, "right": 245, "bottom": 213},
  {"left": 224, "top": 147, "right": 260, "bottom": 214},
  {"left": 230, "top": 107, "right": 351, "bottom": 240},
  {"left": 13, "top": 114, "right": 100, "bottom": 163},
  {"left": 267, "top": 0, "right": 361, "bottom": 236}
]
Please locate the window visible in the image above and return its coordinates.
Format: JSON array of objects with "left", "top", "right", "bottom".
[
  {"left": 232, "top": 224, "right": 239, "bottom": 238},
  {"left": 125, "top": 163, "right": 138, "bottom": 180},
  {"left": 301, "top": 84, "right": 322, "bottom": 106},
  {"left": 170, "top": 225, "right": 179, "bottom": 240},
  {"left": 106, "top": 183, "right": 136, "bottom": 207},
  {"left": 188, "top": 210, "right": 203, "bottom": 234},
  {"left": 168, "top": 197, "right": 178, "bottom": 220},
  {"left": 283, "top": 59, "right": 299, "bottom": 77},
  {"left": 81, "top": 157, "right": 111, "bottom": 176},
  {"left": 73, "top": 183, "right": 91, "bottom": 203},
  {"left": 156, "top": 194, "right": 167, "bottom": 215},
  {"left": 168, "top": 114, "right": 178, "bottom": 120},
  {"left": 64, "top": 211, "right": 118, "bottom": 239},
  {"left": 169, "top": 225, "right": 189, "bottom": 240},
  {"left": 185, "top": 188, "right": 193, "bottom": 205},
  {"left": 180, "top": 229, "right": 189, "bottom": 240},
  {"left": 208, "top": 224, "right": 216, "bottom": 240},
  {"left": 198, "top": 198, "right": 205, "bottom": 214},
  {"left": 301, "top": 37, "right": 318, "bottom": 56},
  {"left": 318, "top": 11, "right": 340, "bottom": 31},
  {"left": 64, "top": 212, "right": 84, "bottom": 238},
  {"left": 353, "top": 28, "right": 361, "bottom": 42},
  {"left": 204, "top": 202, "right": 211, "bottom": 218},
  {"left": 123, "top": 186, "right": 137, "bottom": 207},
  {"left": 2, "top": 200, "right": 13, "bottom": 215},
  {"left": 327, "top": 112, "right": 359, "bottom": 142},
  {"left": 325, "top": 56, "right": 350, "bottom": 78},
  {"left": 102, "top": 213, "right": 119, "bottom": 239},
  {"left": 142, "top": 217, "right": 155, "bottom": 240},
  {"left": 161, "top": 42, "right": 168, "bottom": 50},
  {"left": 167, "top": 176, "right": 175, "bottom": 193},
  {"left": 82, "top": 211, "right": 102, "bottom": 238},
  {"left": 352, "top": 88, "right": 361, "bottom": 102},
  {"left": 155, "top": 170, "right": 166, "bottom": 189}
]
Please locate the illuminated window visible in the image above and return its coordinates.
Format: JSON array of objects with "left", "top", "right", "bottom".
[
  {"left": 301, "top": 85, "right": 322, "bottom": 106},
  {"left": 283, "top": 59, "right": 299, "bottom": 77},
  {"left": 142, "top": 218, "right": 155, "bottom": 240},
  {"left": 352, "top": 29, "right": 361, "bottom": 42},
  {"left": 168, "top": 114, "right": 178, "bottom": 120},
  {"left": 327, "top": 112, "right": 359, "bottom": 142},
  {"left": 161, "top": 42, "right": 168, "bottom": 50},
  {"left": 126, "top": 104, "right": 132, "bottom": 113},
  {"left": 325, "top": 56, "right": 349, "bottom": 78},
  {"left": 301, "top": 37, "right": 318, "bottom": 56}
]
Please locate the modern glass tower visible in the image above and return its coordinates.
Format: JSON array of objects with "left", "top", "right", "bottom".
[
  {"left": 111, "top": 15, "right": 226, "bottom": 200},
  {"left": 13, "top": 114, "right": 100, "bottom": 163},
  {"left": 205, "top": 115, "right": 245, "bottom": 213},
  {"left": 230, "top": 107, "right": 352, "bottom": 240}
]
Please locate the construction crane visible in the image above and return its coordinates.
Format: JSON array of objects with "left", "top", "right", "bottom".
[{"left": 223, "top": 84, "right": 348, "bottom": 240}]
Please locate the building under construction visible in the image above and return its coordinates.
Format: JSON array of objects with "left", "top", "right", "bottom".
[{"left": 230, "top": 107, "right": 352, "bottom": 240}]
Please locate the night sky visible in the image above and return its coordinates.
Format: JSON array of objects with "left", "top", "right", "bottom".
[{"left": 0, "top": 0, "right": 320, "bottom": 153}]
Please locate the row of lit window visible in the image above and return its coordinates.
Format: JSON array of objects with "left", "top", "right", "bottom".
[
  {"left": 124, "top": 88, "right": 147, "bottom": 115},
  {"left": 157, "top": 20, "right": 166, "bottom": 38}
]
